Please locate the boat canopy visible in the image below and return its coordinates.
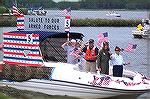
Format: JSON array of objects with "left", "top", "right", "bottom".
[{"left": 8, "top": 31, "right": 84, "bottom": 42}]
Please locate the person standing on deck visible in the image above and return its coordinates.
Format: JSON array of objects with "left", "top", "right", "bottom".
[
  {"left": 82, "top": 39, "right": 99, "bottom": 73},
  {"left": 61, "top": 39, "right": 80, "bottom": 64},
  {"left": 111, "top": 46, "right": 130, "bottom": 77},
  {"left": 97, "top": 42, "right": 111, "bottom": 75},
  {"left": 137, "top": 24, "right": 143, "bottom": 31}
]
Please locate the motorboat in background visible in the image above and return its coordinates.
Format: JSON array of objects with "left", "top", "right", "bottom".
[
  {"left": 132, "top": 30, "right": 150, "bottom": 38},
  {"left": 106, "top": 11, "right": 121, "bottom": 17},
  {"left": 132, "top": 19, "right": 150, "bottom": 39},
  {"left": 27, "top": 6, "right": 47, "bottom": 16}
]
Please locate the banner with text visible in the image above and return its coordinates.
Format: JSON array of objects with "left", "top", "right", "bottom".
[{"left": 24, "top": 15, "right": 66, "bottom": 32}]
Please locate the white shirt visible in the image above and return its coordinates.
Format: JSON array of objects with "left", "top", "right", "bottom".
[
  {"left": 111, "top": 53, "right": 124, "bottom": 65},
  {"left": 143, "top": 24, "right": 150, "bottom": 31}
]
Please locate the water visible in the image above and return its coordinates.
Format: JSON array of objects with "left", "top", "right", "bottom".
[{"left": 47, "top": 10, "right": 149, "bottom": 19}]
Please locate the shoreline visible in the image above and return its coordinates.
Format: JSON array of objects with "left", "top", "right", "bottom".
[{"left": 0, "top": 15, "right": 140, "bottom": 27}]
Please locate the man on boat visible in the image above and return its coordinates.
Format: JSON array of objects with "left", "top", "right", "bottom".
[
  {"left": 61, "top": 39, "right": 80, "bottom": 64},
  {"left": 82, "top": 39, "right": 99, "bottom": 73}
]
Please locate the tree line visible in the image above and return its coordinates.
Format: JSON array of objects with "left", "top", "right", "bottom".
[{"left": 1, "top": 0, "right": 150, "bottom": 10}]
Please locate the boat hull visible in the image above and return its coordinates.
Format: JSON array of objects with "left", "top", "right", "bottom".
[
  {"left": 132, "top": 30, "right": 150, "bottom": 39},
  {"left": 2, "top": 79, "right": 148, "bottom": 99}
]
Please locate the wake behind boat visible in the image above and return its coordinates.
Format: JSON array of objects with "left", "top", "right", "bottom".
[{"left": 0, "top": 11, "right": 150, "bottom": 99}]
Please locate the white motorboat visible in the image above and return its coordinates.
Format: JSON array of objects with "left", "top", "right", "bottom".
[
  {"left": 106, "top": 11, "right": 121, "bottom": 17},
  {"left": 1, "top": 62, "right": 150, "bottom": 99},
  {"left": 132, "top": 30, "right": 150, "bottom": 38}
]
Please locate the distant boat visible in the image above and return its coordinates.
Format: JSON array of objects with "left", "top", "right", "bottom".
[
  {"left": 132, "top": 30, "right": 150, "bottom": 38},
  {"left": 106, "top": 11, "right": 121, "bottom": 17},
  {"left": 28, "top": 6, "right": 47, "bottom": 16}
]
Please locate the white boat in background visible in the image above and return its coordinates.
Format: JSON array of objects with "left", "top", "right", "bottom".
[
  {"left": 132, "top": 30, "right": 150, "bottom": 38},
  {"left": 106, "top": 11, "right": 121, "bottom": 17},
  {"left": 28, "top": 7, "right": 47, "bottom": 16}
]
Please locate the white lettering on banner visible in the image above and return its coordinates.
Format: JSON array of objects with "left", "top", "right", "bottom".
[{"left": 24, "top": 15, "right": 65, "bottom": 32}]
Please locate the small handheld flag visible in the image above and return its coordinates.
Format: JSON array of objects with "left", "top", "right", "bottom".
[
  {"left": 97, "top": 32, "right": 109, "bottom": 46},
  {"left": 62, "top": 7, "right": 71, "bottom": 15},
  {"left": 124, "top": 43, "right": 137, "bottom": 53}
]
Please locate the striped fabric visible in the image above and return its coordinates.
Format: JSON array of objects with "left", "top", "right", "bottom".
[
  {"left": 17, "top": 14, "right": 25, "bottom": 31},
  {"left": 12, "top": 4, "right": 20, "bottom": 16},
  {"left": 3, "top": 32, "right": 43, "bottom": 67}
]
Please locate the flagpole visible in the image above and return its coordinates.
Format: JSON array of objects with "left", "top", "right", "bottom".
[{"left": 67, "top": 31, "right": 70, "bottom": 42}]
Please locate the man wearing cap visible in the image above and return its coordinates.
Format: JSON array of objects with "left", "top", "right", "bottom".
[
  {"left": 111, "top": 46, "right": 124, "bottom": 77},
  {"left": 82, "top": 39, "right": 99, "bottom": 73},
  {"left": 61, "top": 39, "right": 79, "bottom": 64}
]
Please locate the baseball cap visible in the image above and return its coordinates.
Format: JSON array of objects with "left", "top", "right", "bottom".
[
  {"left": 115, "top": 46, "right": 121, "bottom": 51},
  {"left": 89, "top": 39, "right": 94, "bottom": 43}
]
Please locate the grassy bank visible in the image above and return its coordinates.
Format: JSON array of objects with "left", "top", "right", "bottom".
[
  {"left": 0, "top": 92, "right": 10, "bottom": 99},
  {"left": 0, "top": 15, "right": 141, "bottom": 27},
  {"left": 0, "top": 15, "right": 16, "bottom": 27},
  {"left": 71, "top": 18, "right": 141, "bottom": 27}
]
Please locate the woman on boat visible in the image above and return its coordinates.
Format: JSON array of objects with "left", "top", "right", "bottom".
[
  {"left": 61, "top": 39, "right": 80, "bottom": 64},
  {"left": 97, "top": 42, "right": 111, "bottom": 75}
]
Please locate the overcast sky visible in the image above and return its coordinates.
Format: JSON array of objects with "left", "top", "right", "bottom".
[{"left": 53, "top": 0, "right": 79, "bottom": 2}]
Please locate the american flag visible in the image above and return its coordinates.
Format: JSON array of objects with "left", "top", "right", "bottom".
[
  {"left": 3, "top": 32, "right": 43, "bottom": 67},
  {"left": 12, "top": 4, "right": 20, "bottom": 16},
  {"left": 69, "top": 48, "right": 80, "bottom": 58},
  {"left": 97, "top": 32, "right": 109, "bottom": 46},
  {"left": 12, "top": 4, "right": 25, "bottom": 30},
  {"left": 89, "top": 75, "right": 99, "bottom": 85},
  {"left": 62, "top": 7, "right": 71, "bottom": 15},
  {"left": 102, "top": 76, "right": 112, "bottom": 86},
  {"left": 124, "top": 43, "right": 137, "bottom": 53},
  {"left": 17, "top": 14, "right": 24, "bottom": 31},
  {"left": 0, "top": 42, "right": 3, "bottom": 50}
]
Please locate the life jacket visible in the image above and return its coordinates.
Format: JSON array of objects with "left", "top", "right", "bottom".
[{"left": 84, "top": 46, "right": 97, "bottom": 61}]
